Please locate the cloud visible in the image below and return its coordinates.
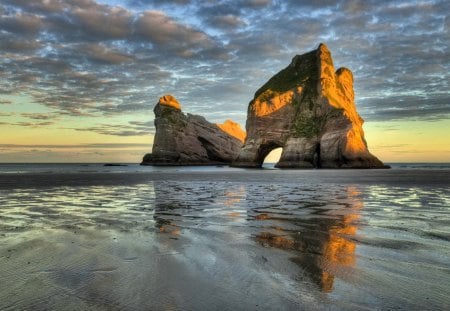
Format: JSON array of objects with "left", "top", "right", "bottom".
[
  {"left": 0, "top": 141, "right": 152, "bottom": 162},
  {"left": 0, "top": 143, "right": 150, "bottom": 149},
  {"left": 13, "top": 121, "right": 55, "bottom": 127},
  {"left": 2, "top": 0, "right": 67, "bottom": 14},
  {"left": 20, "top": 113, "right": 57, "bottom": 120},
  {"left": 128, "top": 0, "right": 191, "bottom": 7},
  {"left": 358, "top": 95, "right": 450, "bottom": 121},
  {"left": 0, "top": 38, "right": 42, "bottom": 52},
  {"left": 205, "top": 14, "right": 247, "bottom": 29},
  {"left": 0, "top": 0, "right": 448, "bottom": 133},
  {"left": 244, "top": 0, "right": 273, "bottom": 8},
  {"left": 71, "top": 5, "right": 133, "bottom": 39},
  {"left": 134, "top": 10, "right": 216, "bottom": 57},
  {"left": 79, "top": 43, "right": 134, "bottom": 64},
  {"left": 67, "top": 120, "right": 154, "bottom": 136},
  {"left": 0, "top": 12, "right": 44, "bottom": 35}
]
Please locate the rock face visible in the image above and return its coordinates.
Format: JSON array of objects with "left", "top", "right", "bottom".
[
  {"left": 232, "top": 43, "right": 386, "bottom": 168},
  {"left": 217, "top": 119, "right": 246, "bottom": 143},
  {"left": 142, "top": 95, "right": 245, "bottom": 165}
]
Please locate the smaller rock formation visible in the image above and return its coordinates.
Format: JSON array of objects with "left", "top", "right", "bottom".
[{"left": 142, "top": 95, "right": 245, "bottom": 165}]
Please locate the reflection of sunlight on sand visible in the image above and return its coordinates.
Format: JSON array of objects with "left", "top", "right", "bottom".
[
  {"left": 221, "top": 186, "right": 247, "bottom": 223},
  {"left": 222, "top": 187, "right": 246, "bottom": 207},
  {"left": 0, "top": 183, "right": 157, "bottom": 233},
  {"left": 155, "top": 218, "right": 181, "bottom": 236},
  {"left": 368, "top": 185, "right": 442, "bottom": 209}
]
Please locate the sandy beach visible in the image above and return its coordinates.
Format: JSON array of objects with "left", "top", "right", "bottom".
[{"left": 0, "top": 166, "right": 449, "bottom": 310}]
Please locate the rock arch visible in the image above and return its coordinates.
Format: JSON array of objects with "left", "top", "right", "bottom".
[{"left": 232, "top": 44, "right": 386, "bottom": 169}]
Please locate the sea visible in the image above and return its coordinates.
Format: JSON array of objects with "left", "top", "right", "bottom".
[{"left": 0, "top": 163, "right": 449, "bottom": 310}]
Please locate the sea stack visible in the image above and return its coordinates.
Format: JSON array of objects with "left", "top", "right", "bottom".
[
  {"left": 141, "top": 95, "right": 245, "bottom": 165},
  {"left": 232, "top": 43, "right": 386, "bottom": 168}
]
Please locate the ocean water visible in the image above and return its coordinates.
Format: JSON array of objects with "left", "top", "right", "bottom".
[
  {"left": 0, "top": 162, "right": 449, "bottom": 174},
  {"left": 0, "top": 164, "right": 449, "bottom": 310}
]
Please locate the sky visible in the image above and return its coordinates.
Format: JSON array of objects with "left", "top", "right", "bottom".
[{"left": 0, "top": 0, "right": 449, "bottom": 163}]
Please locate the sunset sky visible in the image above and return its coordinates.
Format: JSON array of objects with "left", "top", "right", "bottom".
[{"left": 0, "top": 0, "right": 448, "bottom": 163}]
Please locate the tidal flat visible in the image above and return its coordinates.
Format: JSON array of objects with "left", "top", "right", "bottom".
[{"left": 0, "top": 166, "right": 449, "bottom": 310}]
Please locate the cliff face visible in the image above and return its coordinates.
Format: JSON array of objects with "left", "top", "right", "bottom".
[
  {"left": 142, "top": 95, "right": 245, "bottom": 165},
  {"left": 232, "top": 43, "right": 386, "bottom": 168}
]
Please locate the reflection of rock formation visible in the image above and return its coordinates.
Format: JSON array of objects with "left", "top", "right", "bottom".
[
  {"left": 254, "top": 187, "right": 363, "bottom": 292},
  {"left": 232, "top": 44, "right": 386, "bottom": 168},
  {"left": 142, "top": 95, "right": 245, "bottom": 166},
  {"left": 152, "top": 181, "right": 184, "bottom": 236},
  {"left": 153, "top": 181, "right": 248, "bottom": 231}
]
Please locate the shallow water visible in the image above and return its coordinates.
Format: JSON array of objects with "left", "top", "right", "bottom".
[{"left": 0, "top": 168, "right": 449, "bottom": 310}]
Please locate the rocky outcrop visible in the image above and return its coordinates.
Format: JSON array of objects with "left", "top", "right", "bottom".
[
  {"left": 142, "top": 95, "right": 245, "bottom": 165},
  {"left": 232, "top": 43, "right": 386, "bottom": 168},
  {"left": 217, "top": 119, "right": 246, "bottom": 143}
]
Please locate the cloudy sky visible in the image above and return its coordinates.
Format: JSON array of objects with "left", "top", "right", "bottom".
[{"left": 0, "top": 0, "right": 448, "bottom": 162}]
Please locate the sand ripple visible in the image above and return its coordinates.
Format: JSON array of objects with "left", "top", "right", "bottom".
[{"left": 0, "top": 170, "right": 449, "bottom": 310}]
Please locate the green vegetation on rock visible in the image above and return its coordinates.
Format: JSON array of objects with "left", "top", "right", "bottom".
[
  {"left": 256, "top": 89, "right": 280, "bottom": 103},
  {"left": 294, "top": 113, "right": 323, "bottom": 138},
  {"left": 294, "top": 107, "right": 344, "bottom": 138},
  {"left": 160, "top": 107, "right": 185, "bottom": 127},
  {"left": 254, "top": 50, "right": 318, "bottom": 100}
]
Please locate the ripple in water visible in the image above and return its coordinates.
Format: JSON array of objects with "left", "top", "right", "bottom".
[{"left": 0, "top": 173, "right": 449, "bottom": 310}]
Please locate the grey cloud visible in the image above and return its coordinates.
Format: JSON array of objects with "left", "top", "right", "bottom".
[
  {"left": 1, "top": 0, "right": 230, "bottom": 120},
  {"left": 128, "top": 0, "right": 191, "bottom": 7},
  {"left": 286, "top": 0, "right": 339, "bottom": 9},
  {"left": 134, "top": 10, "right": 215, "bottom": 56},
  {"left": 128, "top": 120, "right": 153, "bottom": 127},
  {"left": 67, "top": 120, "right": 154, "bottom": 136},
  {"left": 0, "top": 38, "right": 42, "bottom": 52},
  {"left": 13, "top": 121, "right": 55, "bottom": 127},
  {"left": 0, "top": 12, "right": 44, "bottom": 35},
  {"left": 70, "top": 5, "right": 133, "bottom": 39},
  {"left": 358, "top": 95, "right": 450, "bottom": 121},
  {"left": 2, "top": 0, "right": 67, "bottom": 14},
  {"left": 244, "top": 0, "right": 272, "bottom": 8},
  {"left": 0, "top": 99, "right": 13, "bottom": 105},
  {"left": 80, "top": 43, "right": 135, "bottom": 64},
  {"left": 20, "top": 113, "right": 57, "bottom": 120},
  {"left": 205, "top": 14, "right": 247, "bottom": 29}
]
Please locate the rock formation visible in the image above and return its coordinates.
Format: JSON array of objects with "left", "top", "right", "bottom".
[
  {"left": 232, "top": 43, "right": 386, "bottom": 168},
  {"left": 142, "top": 95, "right": 245, "bottom": 165}
]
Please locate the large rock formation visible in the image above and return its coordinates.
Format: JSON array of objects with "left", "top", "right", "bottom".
[
  {"left": 142, "top": 95, "right": 245, "bottom": 165},
  {"left": 232, "top": 43, "right": 386, "bottom": 168}
]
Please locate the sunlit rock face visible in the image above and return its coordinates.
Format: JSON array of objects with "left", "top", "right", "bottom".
[
  {"left": 217, "top": 119, "right": 246, "bottom": 143},
  {"left": 142, "top": 95, "right": 245, "bottom": 165},
  {"left": 232, "top": 43, "right": 386, "bottom": 168}
]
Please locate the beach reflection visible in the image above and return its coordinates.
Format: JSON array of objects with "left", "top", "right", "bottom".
[
  {"left": 254, "top": 186, "right": 362, "bottom": 292},
  {"left": 150, "top": 180, "right": 363, "bottom": 293},
  {"left": 1, "top": 171, "right": 449, "bottom": 310},
  {"left": 0, "top": 180, "right": 364, "bottom": 295},
  {"left": 152, "top": 181, "right": 248, "bottom": 236}
]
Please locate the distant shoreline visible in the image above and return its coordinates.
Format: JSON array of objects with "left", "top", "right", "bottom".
[{"left": 0, "top": 167, "right": 448, "bottom": 190}]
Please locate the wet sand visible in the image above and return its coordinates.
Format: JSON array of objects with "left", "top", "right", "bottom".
[{"left": 0, "top": 169, "right": 449, "bottom": 310}]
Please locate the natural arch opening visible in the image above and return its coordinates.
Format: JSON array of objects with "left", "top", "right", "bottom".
[
  {"left": 262, "top": 147, "right": 283, "bottom": 168},
  {"left": 313, "top": 142, "right": 321, "bottom": 168}
]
